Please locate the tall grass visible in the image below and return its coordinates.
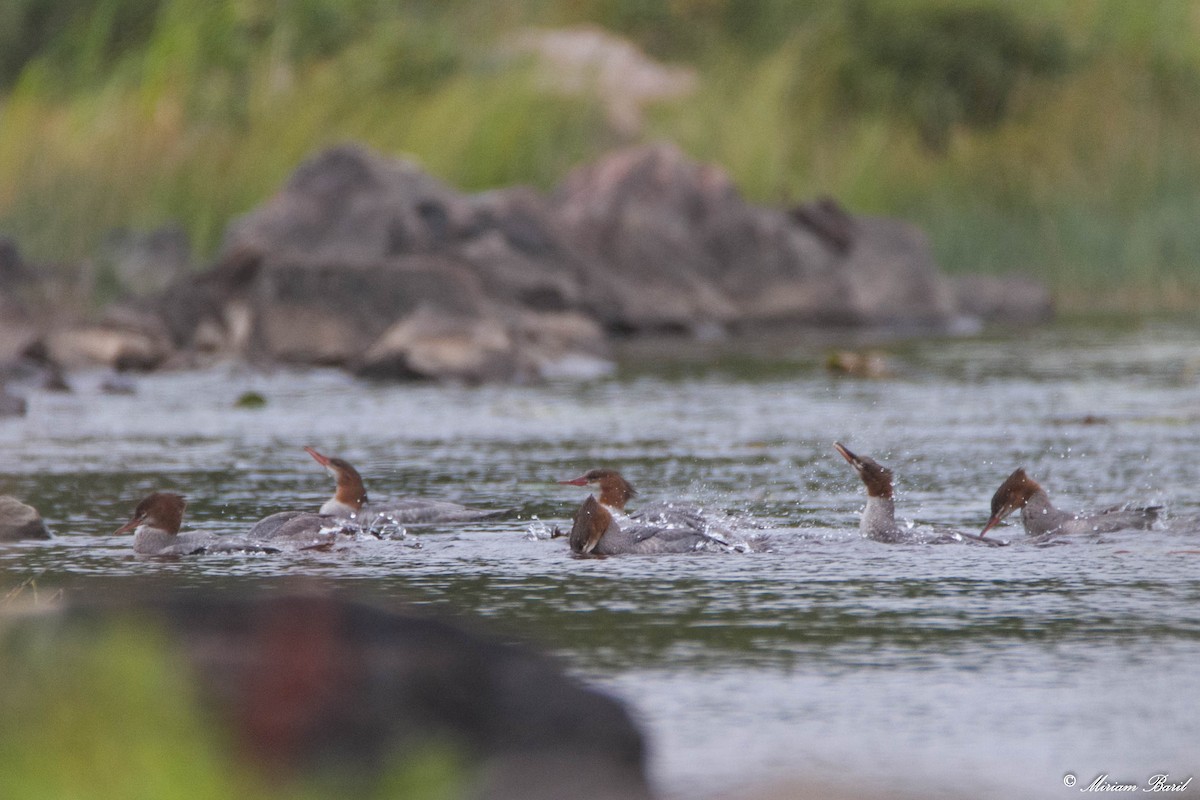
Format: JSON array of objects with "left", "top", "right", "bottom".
[{"left": 0, "top": 0, "right": 1198, "bottom": 309}]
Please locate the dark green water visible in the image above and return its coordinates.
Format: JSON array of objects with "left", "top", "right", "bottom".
[{"left": 3, "top": 319, "right": 1199, "bottom": 799}]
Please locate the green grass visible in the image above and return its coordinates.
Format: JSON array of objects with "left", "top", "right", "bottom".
[{"left": 1, "top": 0, "right": 1198, "bottom": 310}]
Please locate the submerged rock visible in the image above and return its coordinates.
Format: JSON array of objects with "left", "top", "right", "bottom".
[{"left": 0, "top": 496, "right": 51, "bottom": 540}]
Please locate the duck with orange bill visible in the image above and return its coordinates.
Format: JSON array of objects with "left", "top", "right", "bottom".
[
  {"left": 556, "top": 467, "right": 732, "bottom": 533},
  {"left": 834, "top": 442, "right": 1006, "bottom": 546},
  {"left": 981, "top": 467, "right": 1159, "bottom": 539},
  {"left": 250, "top": 446, "right": 504, "bottom": 543},
  {"left": 115, "top": 492, "right": 277, "bottom": 555},
  {"left": 558, "top": 468, "right": 748, "bottom": 555}
]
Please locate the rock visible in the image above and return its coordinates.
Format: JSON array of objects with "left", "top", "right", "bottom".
[
  {"left": 356, "top": 306, "right": 522, "bottom": 383},
  {"left": 249, "top": 254, "right": 489, "bottom": 366},
  {"left": 120, "top": 142, "right": 995, "bottom": 382},
  {"left": 98, "top": 224, "right": 192, "bottom": 297},
  {"left": 462, "top": 187, "right": 590, "bottom": 312},
  {"left": 0, "top": 385, "right": 26, "bottom": 416},
  {"left": 790, "top": 197, "right": 856, "bottom": 254},
  {"left": 222, "top": 143, "right": 478, "bottom": 260},
  {"left": 553, "top": 143, "right": 959, "bottom": 332},
  {"left": 0, "top": 236, "right": 29, "bottom": 290},
  {"left": 0, "top": 496, "right": 51, "bottom": 540},
  {"left": 512, "top": 310, "right": 614, "bottom": 380},
  {"left": 825, "top": 350, "right": 896, "bottom": 379},
  {"left": 356, "top": 306, "right": 612, "bottom": 384},
  {"left": 41, "top": 308, "right": 173, "bottom": 371},
  {"left": 98, "top": 373, "right": 137, "bottom": 395},
  {"left": 0, "top": 593, "right": 650, "bottom": 799},
  {"left": 827, "top": 215, "right": 958, "bottom": 326},
  {"left": 954, "top": 274, "right": 1054, "bottom": 323}
]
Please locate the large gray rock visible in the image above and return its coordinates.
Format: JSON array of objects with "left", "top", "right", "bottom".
[
  {"left": 554, "top": 144, "right": 958, "bottom": 331},
  {"left": 954, "top": 274, "right": 1054, "bottom": 324},
  {"left": 127, "top": 141, "right": 1037, "bottom": 381},
  {"left": 99, "top": 224, "right": 192, "bottom": 297},
  {"left": 0, "top": 496, "right": 50, "bottom": 540}
]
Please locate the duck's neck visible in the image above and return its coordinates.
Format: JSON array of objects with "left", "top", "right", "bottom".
[
  {"left": 133, "top": 525, "right": 174, "bottom": 554},
  {"left": 320, "top": 497, "right": 360, "bottom": 517},
  {"left": 860, "top": 495, "right": 899, "bottom": 539}
]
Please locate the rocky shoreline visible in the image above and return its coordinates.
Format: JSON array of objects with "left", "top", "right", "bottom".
[{"left": 0, "top": 142, "right": 1051, "bottom": 387}]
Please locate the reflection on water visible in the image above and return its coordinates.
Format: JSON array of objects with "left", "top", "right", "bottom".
[{"left": 3, "top": 319, "right": 1200, "bottom": 798}]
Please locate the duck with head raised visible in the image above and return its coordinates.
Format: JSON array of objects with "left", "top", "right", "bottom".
[
  {"left": 981, "top": 467, "right": 1159, "bottom": 539},
  {"left": 558, "top": 468, "right": 747, "bottom": 555},
  {"left": 250, "top": 446, "right": 503, "bottom": 542},
  {"left": 834, "top": 442, "right": 1004, "bottom": 546}
]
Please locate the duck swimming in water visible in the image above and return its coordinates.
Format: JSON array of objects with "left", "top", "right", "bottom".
[
  {"left": 116, "top": 492, "right": 275, "bottom": 555},
  {"left": 558, "top": 468, "right": 747, "bottom": 555},
  {"left": 557, "top": 467, "right": 720, "bottom": 532},
  {"left": 834, "top": 443, "right": 1005, "bottom": 546},
  {"left": 981, "top": 467, "right": 1159, "bottom": 538},
  {"left": 250, "top": 446, "right": 502, "bottom": 543}
]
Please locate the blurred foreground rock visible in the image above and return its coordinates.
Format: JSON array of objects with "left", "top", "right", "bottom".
[
  {"left": 0, "top": 592, "right": 650, "bottom": 800},
  {"left": 4, "top": 143, "right": 1052, "bottom": 382}
]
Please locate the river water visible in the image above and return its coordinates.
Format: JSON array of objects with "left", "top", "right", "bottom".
[{"left": 2, "top": 318, "right": 1199, "bottom": 799}]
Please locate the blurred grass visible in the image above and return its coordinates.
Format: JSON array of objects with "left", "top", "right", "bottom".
[{"left": 0, "top": 0, "right": 1198, "bottom": 310}]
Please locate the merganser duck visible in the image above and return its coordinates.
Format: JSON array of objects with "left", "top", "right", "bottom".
[
  {"left": 556, "top": 468, "right": 714, "bottom": 531},
  {"left": 115, "top": 492, "right": 274, "bottom": 555},
  {"left": 566, "top": 494, "right": 744, "bottom": 555},
  {"left": 250, "top": 447, "right": 500, "bottom": 542},
  {"left": 558, "top": 469, "right": 747, "bottom": 554},
  {"left": 834, "top": 443, "right": 1004, "bottom": 546},
  {"left": 303, "top": 446, "right": 502, "bottom": 524},
  {"left": 981, "top": 467, "right": 1160, "bottom": 538}
]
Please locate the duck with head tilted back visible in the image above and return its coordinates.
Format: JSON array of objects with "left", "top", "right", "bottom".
[
  {"left": 981, "top": 467, "right": 1159, "bottom": 539},
  {"left": 834, "top": 443, "right": 1005, "bottom": 546},
  {"left": 250, "top": 446, "right": 505, "bottom": 543}
]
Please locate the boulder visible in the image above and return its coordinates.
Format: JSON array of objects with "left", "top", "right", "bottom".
[
  {"left": 0, "top": 496, "right": 50, "bottom": 540},
  {"left": 0, "top": 385, "right": 26, "bottom": 417},
  {"left": 553, "top": 143, "right": 959, "bottom": 332},
  {"left": 0, "top": 592, "right": 651, "bottom": 799},
  {"left": 954, "top": 274, "right": 1054, "bottom": 323},
  {"left": 222, "top": 143, "right": 478, "bottom": 260},
  {"left": 248, "top": 253, "right": 490, "bottom": 366},
  {"left": 122, "top": 141, "right": 1014, "bottom": 381},
  {"left": 98, "top": 224, "right": 192, "bottom": 297},
  {"left": 41, "top": 305, "right": 174, "bottom": 371},
  {"left": 356, "top": 306, "right": 520, "bottom": 382},
  {"left": 356, "top": 306, "right": 613, "bottom": 383}
]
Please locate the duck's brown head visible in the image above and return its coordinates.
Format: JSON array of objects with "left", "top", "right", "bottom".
[
  {"left": 305, "top": 446, "right": 368, "bottom": 510},
  {"left": 114, "top": 492, "right": 186, "bottom": 536},
  {"left": 834, "top": 442, "right": 894, "bottom": 499},
  {"left": 981, "top": 467, "right": 1042, "bottom": 536},
  {"left": 557, "top": 467, "right": 637, "bottom": 511},
  {"left": 568, "top": 494, "right": 613, "bottom": 555}
]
